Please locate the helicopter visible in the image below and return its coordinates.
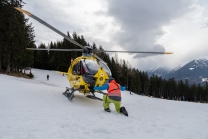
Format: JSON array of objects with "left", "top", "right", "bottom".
[{"left": 14, "top": 7, "right": 173, "bottom": 101}]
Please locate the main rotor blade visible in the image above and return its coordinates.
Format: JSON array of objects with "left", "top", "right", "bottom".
[
  {"left": 14, "top": 7, "right": 84, "bottom": 49},
  {"left": 26, "top": 48, "right": 83, "bottom": 52},
  {"left": 93, "top": 50, "right": 173, "bottom": 54},
  {"left": 26, "top": 48, "right": 173, "bottom": 54}
]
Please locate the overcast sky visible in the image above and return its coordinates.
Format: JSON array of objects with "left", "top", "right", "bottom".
[{"left": 23, "top": 0, "right": 208, "bottom": 71}]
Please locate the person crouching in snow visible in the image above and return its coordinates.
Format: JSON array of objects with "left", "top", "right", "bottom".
[{"left": 94, "top": 78, "right": 128, "bottom": 116}]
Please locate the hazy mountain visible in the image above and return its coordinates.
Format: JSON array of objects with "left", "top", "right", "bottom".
[
  {"left": 165, "top": 58, "right": 208, "bottom": 85},
  {"left": 147, "top": 58, "right": 208, "bottom": 85},
  {"left": 147, "top": 66, "right": 171, "bottom": 78}
]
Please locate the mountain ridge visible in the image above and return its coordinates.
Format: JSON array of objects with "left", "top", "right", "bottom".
[{"left": 147, "top": 58, "right": 208, "bottom": 85}]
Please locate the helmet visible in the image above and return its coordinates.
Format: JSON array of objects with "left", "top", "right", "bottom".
[{"left": 108, "top": 77, "right": 114, "bottom": 83}]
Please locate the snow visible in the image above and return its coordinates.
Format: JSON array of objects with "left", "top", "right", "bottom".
[
  {"left": 202, "top": 78, "right": 208, "bottom": 82},
  {"left": 1, "top": 68, "right": 208, "bottom": 139}
]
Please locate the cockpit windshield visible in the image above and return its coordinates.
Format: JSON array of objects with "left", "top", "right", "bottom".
[
  {"left": 99, "top": 61, "right": 112, "bottom": 76},
  {"left": 81, "top": 59, "right": 99, "bottom": 74},
  {"left": 81, "top": 59, "right": 112, "bottom": 76}
]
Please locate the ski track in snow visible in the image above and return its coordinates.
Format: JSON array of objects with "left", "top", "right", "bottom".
[{"left": 0, "top": 68, "right": 208, "bottom": 139}]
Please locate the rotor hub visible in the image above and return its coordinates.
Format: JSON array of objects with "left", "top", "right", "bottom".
[{"left": 83, "top": 46, "right": 93, "bottom": 54}]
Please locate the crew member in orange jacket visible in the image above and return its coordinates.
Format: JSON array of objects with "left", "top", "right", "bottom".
[{"left": 94, "top": 78, "right": 128, "bottom": 116}]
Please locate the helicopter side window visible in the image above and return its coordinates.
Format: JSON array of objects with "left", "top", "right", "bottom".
[
  {"left": 99, "top": 61, "right": 112, "bottom": 76},
  {"left": 72, "top": 64, "right": 77, "bottom": 74},
  {"left": 72, "top": 61, "right": 81, "bottom": 75}
]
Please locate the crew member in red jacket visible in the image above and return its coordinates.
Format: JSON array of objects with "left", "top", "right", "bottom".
[{"left": 94, "top": 78, "right": 128, "bottom": 116}]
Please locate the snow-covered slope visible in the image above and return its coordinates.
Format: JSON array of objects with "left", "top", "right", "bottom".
[{"left": 0, "top": 69, "right": 208, "bottom": 139}]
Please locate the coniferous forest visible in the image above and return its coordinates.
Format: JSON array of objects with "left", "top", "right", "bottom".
[{"left": 1, "top": 1, "right": 208, "bottom": 103}]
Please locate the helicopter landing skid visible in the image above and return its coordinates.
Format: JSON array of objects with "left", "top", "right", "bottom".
[
  {"left": 86, "top": 95, "right": 103, "bottom": 101},
  {"left": 63, "top": 87, "right": 79, "bottom": 101},
  {"left": 97, "top": 91, "right": 107, "bottom": 95},
  {"left": 85, "top": 91, "right": 106, "bottom": 101}
]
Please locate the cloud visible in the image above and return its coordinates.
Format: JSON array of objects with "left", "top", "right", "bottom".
[{"left": 106, "top": 0, "right": 195, "bottom": 57}]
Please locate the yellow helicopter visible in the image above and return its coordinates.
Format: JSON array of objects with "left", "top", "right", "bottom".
[{"left": 14, "top": 7, "right": 173, "bottom": 101}]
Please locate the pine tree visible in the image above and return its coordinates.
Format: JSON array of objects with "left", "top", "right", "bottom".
[
  {"left": 0, "top": 0, "right": 35, "bottom": 73},
  {"left": 205, "top": 83, "right": 208, "bottom": 103},
  {"left": 191, "top": 83, "right": 197, "bottom": 102}
]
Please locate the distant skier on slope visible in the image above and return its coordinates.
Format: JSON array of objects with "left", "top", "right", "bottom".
[
  {"left": 47, "top": 74, "right": 49, "bottom": 80},
  {"left": 94, "top": 78, "right": 128, "bottom": 116}
]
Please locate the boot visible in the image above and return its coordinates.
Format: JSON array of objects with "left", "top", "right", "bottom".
[
  {"left": 120, "top": 107, "right": 128, "bottom": 117},
  {"left": 104, "top": 108, "right": 111, "bottom": 112}
]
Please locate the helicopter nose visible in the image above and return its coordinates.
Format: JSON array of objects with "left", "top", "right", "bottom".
[{"left": 94, "top": 68, "right": 109, "bottom": 86}]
